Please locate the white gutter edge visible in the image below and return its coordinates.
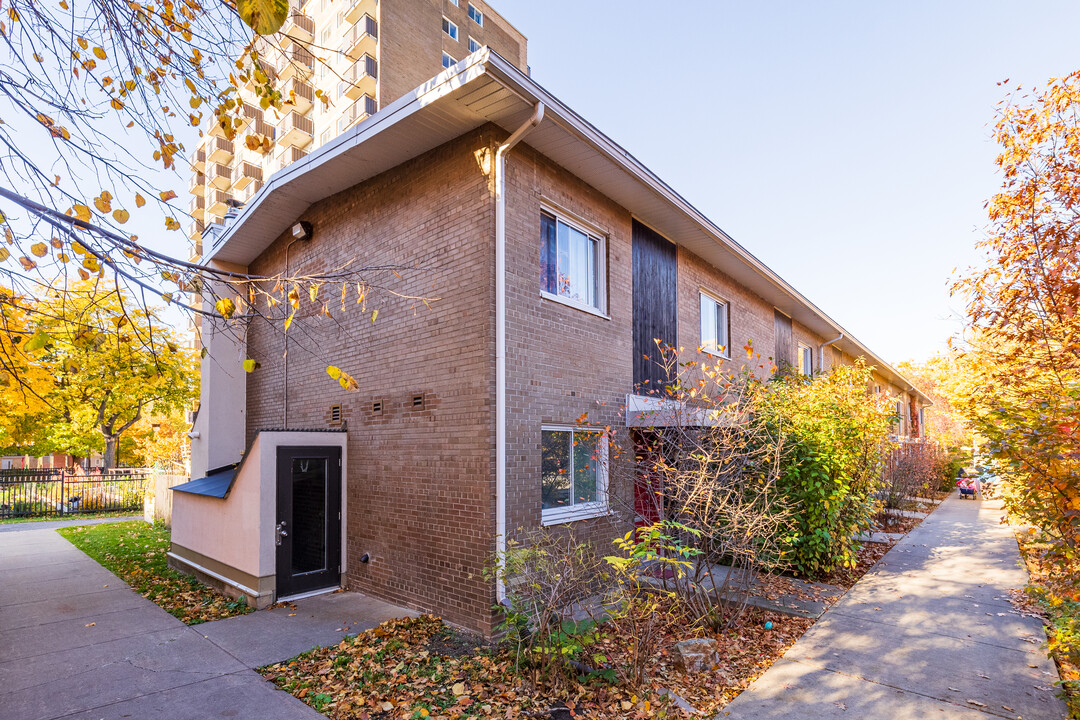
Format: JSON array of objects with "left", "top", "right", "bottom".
[
  {"left": 819, "top": 333, "right": 843, "bottom": 371},
  {"left": 494, "top": 102, "right": 545, "bottom": 605}
]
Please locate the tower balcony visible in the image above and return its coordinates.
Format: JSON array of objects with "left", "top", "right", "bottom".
[
  {"left": 206, "top": 136, "right": 234, "bottom": 165},
  {"left": 207, "top": 189, "right": 231, "bottom": 218},
  {"left": 232, "top": 161, "right": 264, "bottom": 191},
  {"left": 188, "top": 195, "right": 206, "bottom": 222},
  {"left": 275, "top": 45, "right": 314, "bottom": 85},
  {"left": 343, "top": 54, "right": 377, "bottom": 101},
  {"left": 276, "top": 111, "right": 314, "bottom": 150},
  {"left": 343, "top": 0, "right": 376, "bottom": 26},
  {"left": 279, "top": 11, "right": 314, "bottom": 49},
  {"left": 281, "top": 76, "right": 314, "bottom": 115},
  {"left": 341, "top": 14, "right": 377, "bottom": 62},
  {"left": 208, "top": 162, "right": 233, "bottom": 190}
]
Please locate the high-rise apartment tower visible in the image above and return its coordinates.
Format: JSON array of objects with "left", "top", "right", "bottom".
[{"left": 186, "top": 0, "right": 527, "bottom": 260}]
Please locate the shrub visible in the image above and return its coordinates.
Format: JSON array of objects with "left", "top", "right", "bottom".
[
  {"left": 882, "top": 440, "right": 939, "bottom": 509},
  {"left": 611, "top": 350, "right": 793, "bottom": 629},
  {"left": 758, "top": 362, "right": 894, "bottom": 578},
  {"left": 493, "top": 530, "right": 608, "bottom": 688}
]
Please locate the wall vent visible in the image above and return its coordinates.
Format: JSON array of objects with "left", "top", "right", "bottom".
[
  {"left": 412, "top": 394, "right": 425, "bottom": 410},
  {"left": 329, "top": 404, "right": 342, "bottom": 425},
  {"left": 372, "top": 400, "right": 383, "bottom": 415}
]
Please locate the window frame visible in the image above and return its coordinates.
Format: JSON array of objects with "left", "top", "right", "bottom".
[
  {"left": 468, "top": 36, "right": 481, "bottom": 53},
  {"left": 467, "top": 2, "right": 483, "bottom": 26},
  {"left": 797, "top": 343, "right": 813, "bottom": 376},
  {"left": 447, "top": 0, "right": 458, "bottom": 5},
  {"left": 442, "top": 16, "right": 458, "bottom": 40},
  {"left": 539, "top": 206, "right": 609, "bottom": 317},
  {"left": 698, "top": 289, "right": 730, "bottom": 359},
  {"left": 540, "top": 424, "right": 609, "bottom": 526},
  {"left": 441, "top": 51, "right": 456, "bottom": 68}
]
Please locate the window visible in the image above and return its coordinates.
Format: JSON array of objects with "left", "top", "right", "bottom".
[
  {"left": 542, "top": 426, "right": 607, "bottom": 524},
  {"left": 319, "top": 128, "right": 331, "bottom": 145},
  {"left": 320, "top": 27, "right": 332, "bottom": 45},
  {"left": 699, "top": 291, "right": 729, "bottom": 357},
  {"left": 447, "top": 0, "right": 457, "bottom": 5},
  {"left": 798, "top": 343, "right": 813, "bottom": 376},
  {"left": 441, "top": 51, "right": 456, "bottom": 68},
  {"left": 540, "top": 211, "right": 605, "bottom": 313},
  {"left": 337, "top": 115, "right": 350, "bottom": 134},
  {"left": 467, "top": 2, "right": 483, "bottom": 25},
  {"left": 336, "top": 9, "right": 343, "bottom": 26},
  {"left": 468, "top": 36, "right": 481, "bottom": 53},
  {"left": 442, "top": 16, "right": 458, "bottom": 40}
]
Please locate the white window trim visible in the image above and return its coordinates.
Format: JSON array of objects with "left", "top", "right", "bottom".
[
  {"left": 798, "top": 342, "right": 813, "bottom": 375},
  {"left": 540, "top": 203, "right": 609, "bottom": 317},
  {"left": 447, "top": 0, "right": 458, "bottom": 5},
  {"left": 468, "top": 36, "right": 481, "bottom": 53},
  {"left": 443, "top": 16, "right": 458, "bottom": 39},
  {"left": 541, "top": 425, "right": 609, "bottom": 526},
  {"left": 699, "top": 288, "right": 731, "bottom": 359},
  {"left": 468, "top": 2, "right": 483, "bottom": 25},
  {"left": 441, "top": 51, "right": 456, "bottom": 68}
]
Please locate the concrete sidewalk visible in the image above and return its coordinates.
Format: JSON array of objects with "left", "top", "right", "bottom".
[
  {"left": 0, "top": 523, "right": 414, "bottom": 720},
  {"left": 720, "top": 495, "right": 1067, "bottom": 719}
]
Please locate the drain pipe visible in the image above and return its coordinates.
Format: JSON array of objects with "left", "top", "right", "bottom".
[
  {"left": 281, "top": 223, "right": 313, "bottom": 428},
  {"left": 495, "top": 102, "right": 544, "bottom": 604},
  {"left": 819, "top": 332, "right": 843, "bottom": 371}
]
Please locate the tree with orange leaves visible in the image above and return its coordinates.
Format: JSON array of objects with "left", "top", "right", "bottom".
[{"left": 953, "top": 71, "right": 1080, "bottom": 559}]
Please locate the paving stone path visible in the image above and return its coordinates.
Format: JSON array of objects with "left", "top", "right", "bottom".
[
  {"left": 719, "top": 495, "right": 1068, "bottom": 719},
  {"left": 0, "top": 522, "right": 413, "bottom": 720}
]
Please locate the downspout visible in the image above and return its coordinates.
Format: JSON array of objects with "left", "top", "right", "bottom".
[
  {"left": 495, "top": 102, "right": 545, "bottom": 604},
  {"left": 819, "top": 332, "right": 843, "bottom": 371}
]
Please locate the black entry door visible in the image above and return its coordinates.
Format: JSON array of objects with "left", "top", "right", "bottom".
[{"left": 276, "top": 446, "right": 341, "bottom": 599}]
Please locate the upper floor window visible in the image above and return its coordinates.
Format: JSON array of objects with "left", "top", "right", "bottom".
[
  {"left": 468, "top": 2, "right": 483, "bottom": 25},
  {"left": 447, "top": 0, "right": 458, "bottom": 5},
  {"left": 468, "top": 36, "right": 481, "bottom": 53},
  {"left": 699, "top": 291, "right": 729, "bottom": 357},
  {"left": 441, "top": 51, "right": 456, "bottom": 69},
  {"left": 542, "top": 426, "right": 607, "bottom": 524},
  {"left": 540, "top": 211, "right": 605, "bottom": 313},
  {"left": 798, "top": 343, "right": 813, "bottom": 376},
  {"left": 442, "top": 16, "right": 458, "bottom": 40}
]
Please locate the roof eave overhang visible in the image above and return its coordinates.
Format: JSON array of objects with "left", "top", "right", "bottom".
[{"left": 203, "top": 49, "right": 931, "bottom": 405}]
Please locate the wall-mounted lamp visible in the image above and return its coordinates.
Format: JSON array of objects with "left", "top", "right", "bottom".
[{"left": 290, "top": 221, "right": 313, "bottom": 242}]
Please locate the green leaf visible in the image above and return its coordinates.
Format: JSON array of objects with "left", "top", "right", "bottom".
[
  {"left": 236, "top": 0, "right": 289, "bottom": 35},
  {"left": 24, "top": 328, "right": 50, "bottom": 352}
]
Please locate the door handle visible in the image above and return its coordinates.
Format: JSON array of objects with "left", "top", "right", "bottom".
[{"left": 275, "top": 521, "right": 288, "bottom": 546}]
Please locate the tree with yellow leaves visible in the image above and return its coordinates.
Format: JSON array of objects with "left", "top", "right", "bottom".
[{"left": 5, "top": 280, "right": 196, "bottom": 469}]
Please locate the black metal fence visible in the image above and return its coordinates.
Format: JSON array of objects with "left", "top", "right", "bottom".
[{"left": 0, "top": 469, "right": 151, "bottom": 519}]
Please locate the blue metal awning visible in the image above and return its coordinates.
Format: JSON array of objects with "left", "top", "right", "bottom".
[{"left": 170, "top": 464, "right": 237, "bottom": 499}]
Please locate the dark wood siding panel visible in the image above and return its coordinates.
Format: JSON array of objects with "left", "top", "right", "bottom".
[
  {"left": 774, "top": 310, "right": 793, "bottom": 369},
  {"left": 632, "top": 220, "right": 678, "bottom": 391}
]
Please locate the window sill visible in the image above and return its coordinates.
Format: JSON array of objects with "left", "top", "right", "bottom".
[
  {"left": 540, "top": 291, "right": 610, "bottom": 320},
  {"left": 700, "top": 347, "right": 731, "bottom": 360},
  {"left": 541, "top": 503, "right": 609, "bottom": 526}
]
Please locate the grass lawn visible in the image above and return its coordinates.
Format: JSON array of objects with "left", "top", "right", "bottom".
[
  {"left": 0, "top": 510, "right": 140, "bottom": 525},
  {"left": 58, "top": 520, "right": 253, "bottom": 625}
]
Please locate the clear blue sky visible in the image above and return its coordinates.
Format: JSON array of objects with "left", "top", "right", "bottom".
[{"left": 490, "top": 0, "right": 1080, "bottom": 363}]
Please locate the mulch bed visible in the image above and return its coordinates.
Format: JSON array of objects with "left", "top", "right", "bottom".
[{"left": 260, "top": 608, "right": 811, "bottom": 719}]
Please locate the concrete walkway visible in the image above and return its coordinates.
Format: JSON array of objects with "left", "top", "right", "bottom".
[
  {"left": 0, "top": 523, "right": 414, "bottom": 720},
  {"left": 720, "top": 495, "right": 1068, "bottom": 719}
]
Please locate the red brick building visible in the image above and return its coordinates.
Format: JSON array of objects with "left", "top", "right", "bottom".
[{"left": 172, "top": 49, "right": 930, "bottom": 633}]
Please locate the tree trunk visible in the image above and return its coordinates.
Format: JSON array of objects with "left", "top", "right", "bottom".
[{"left": 103, "top": 435, "right": 118, "bottom": 471}]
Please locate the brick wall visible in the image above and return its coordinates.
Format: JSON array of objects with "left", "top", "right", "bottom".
[{"left": 244, "top": 127, "right": 499, "bottom": 633}]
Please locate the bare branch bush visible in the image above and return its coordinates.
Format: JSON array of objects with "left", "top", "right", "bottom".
[
  {"left": 881, "top": 439, "right": 938, "bottom": 510},
  {"left": 610, "top": 345, "right": 792, "bottom": 631}
]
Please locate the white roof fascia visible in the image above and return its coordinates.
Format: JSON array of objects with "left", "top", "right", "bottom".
[{"left": 203, "top": 48, "right": 929, "bottom": 405}]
